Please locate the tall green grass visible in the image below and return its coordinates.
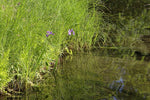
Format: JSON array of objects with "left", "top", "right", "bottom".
[
  {"left": 96, "top": 9, "right": 150, "bottom": 48},
  {"left": 0, "top": 0, "right": 101, "bottom": 92}
]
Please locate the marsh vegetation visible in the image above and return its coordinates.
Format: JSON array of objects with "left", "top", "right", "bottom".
[{"left": 0, "top": 0, "right": 150, "bottom": 99}]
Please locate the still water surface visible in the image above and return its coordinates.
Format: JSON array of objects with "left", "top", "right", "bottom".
[{"left": 2, "top": 49, "right": 150, "bottom": 100}]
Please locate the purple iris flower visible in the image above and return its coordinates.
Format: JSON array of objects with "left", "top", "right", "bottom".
[
  {"left": 46, "top": 31, "right": 54, "bottom": 37},
  {"left": 68, "top": 29, "right": 75, "bottom": 35},
  {"left": 68, "top": 29, "right": 71, "bottom": 35},
  {"left": 73, "top": 31, "right": 75, "bottom": 35}
]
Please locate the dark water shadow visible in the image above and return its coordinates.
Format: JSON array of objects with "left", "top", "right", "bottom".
[{"left": 2, "top": 49, "right": 150, "bottom": 100}]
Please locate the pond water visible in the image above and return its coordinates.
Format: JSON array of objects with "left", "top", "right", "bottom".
[{"left": 2, "top": 49, "right": 150, "bottom": 100}]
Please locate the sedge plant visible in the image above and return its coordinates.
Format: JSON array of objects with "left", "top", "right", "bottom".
[{"left": 0, "top": 0, "right": 101, "bottom": 92}]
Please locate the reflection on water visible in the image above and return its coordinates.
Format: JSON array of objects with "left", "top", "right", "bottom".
[
  {"left": 53, "top": 50, "right": 149, "bottom": 100},
  {"left": 109, "top": 77, "right": 124, "bottom": 93},
  {"left": 3, "top": 49, "right": 150, "bottom": 100}
]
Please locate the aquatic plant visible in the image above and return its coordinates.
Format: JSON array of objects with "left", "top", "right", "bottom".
[
  {"left": 0, "top": 50, "right": 10, "bottom": 90},
  {"left": 0, "top": 0, "right": 101, "bottom": 93},
  {"left": 95, "top": 0, "right": 150, "bottom": 49},
  {"left": 68, "top": 29, "right": 75, "bottom": 35},
  {"left": 46, "top": 31, "right": 54, "bottom": 37}
]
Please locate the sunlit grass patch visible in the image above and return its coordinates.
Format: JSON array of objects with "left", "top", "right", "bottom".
[
  {"left": 0, "top": 49, "right": 10, "bottom": 90},
  {"left": 0, "top": 0, "right": 100, "bottom": 93}
]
